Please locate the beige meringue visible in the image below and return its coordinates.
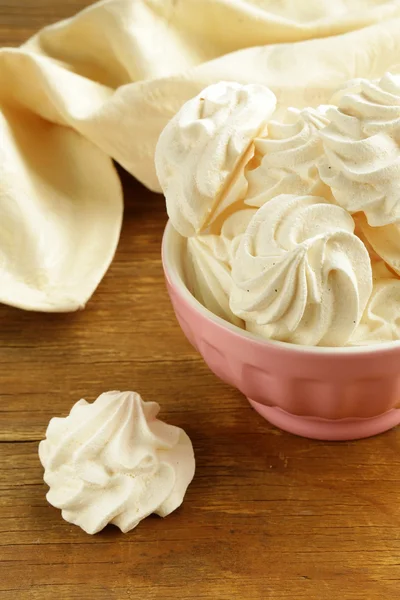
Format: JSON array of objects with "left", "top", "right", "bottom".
[
  {"left": 319, "top": 72, "right": 400, "bottom": 226},
  {"left": 349, "top": 261, "right": 400, "bottom": 345},
  {"left": 185, "top": 209, "right": 255, "bottom": 325},
  {"left": 230, "top": 194, "right": 373, "bottom": 346},
  {"left": 245, "top": 107, "right": 331, "bottom": 207},
  {"left": 155, "top": 81, "right": 276, "bottom": 237},
  {"left": 357, "top": 213, "right": 400, "bottom": 276}
]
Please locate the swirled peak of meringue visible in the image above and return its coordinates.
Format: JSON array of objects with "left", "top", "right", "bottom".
[
  {"left": 340, "top": 73, "right": 400, "bottom": 139},
  {"left": 185, "top": 209, "right": 255, "bottom": 326},
  {"left": 349, "top": 261, "right": 400, "bottom": 346},
  {"left": 230, "top": 194, "right": 372, "bottom": 347},
  {"left": 39, "top": 391, "right": 195, "bottom": 534},
  {"left": 319, "top": 72, "right": 400, "bottom": 226},
  {"left": 155, "top": 82, "right": 276, "bottom": 236},
  {"left": 245, "top": 107, "right": 330, "bottom": 207}
]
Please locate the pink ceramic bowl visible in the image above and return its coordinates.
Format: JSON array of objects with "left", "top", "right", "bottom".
[{"left": 162, "top": 221, "right": 400, "bottom": 441}]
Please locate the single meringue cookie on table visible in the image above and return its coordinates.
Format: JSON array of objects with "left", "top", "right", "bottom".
[
  {"left": 230, "top": 194, "right": 373, "bottom": 347},
  {"left": 348, "top": 261, "right": 400, "bottom": 346},
  {"left": 155, "top": 81, "right": 276, "bottom": 237},
  {"left": 185, "top": 208, "right": 256, "bottom": 326},
  {"left": 245, "top": 106, "right": 331, "bottom": 207},
  {"left": 318, "top": 72, "right": 400, "bottom": 226},
  {"left": 39, "top": 391, "right": 195, "bottom": 535}
]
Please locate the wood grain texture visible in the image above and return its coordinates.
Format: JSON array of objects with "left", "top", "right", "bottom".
[{"left": 1, "top": 3, "right": 400, "bottom": 599}]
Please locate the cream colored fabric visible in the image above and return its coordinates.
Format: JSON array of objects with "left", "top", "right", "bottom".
[{"left": 2, "top": 0, "right": 400, "bottom": 310}]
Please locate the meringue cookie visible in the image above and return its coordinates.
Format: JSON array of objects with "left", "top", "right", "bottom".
[
  {"left": 339, "top": 73, "right": 400, "bottom": 139},
  {"left": 185, "top": 209, "right": 255, "bottom": 326},
  {"left": 245, "top": 107, "right": 331, "bottom": 207},
  {"left": 348, "top": 261, "right": 400, "bottom": 345},
  {"left": 356, "top": 212, "right": 400, "bottom": 275},
  {"left": 39, "top": 391, "right": 195, "bottom": 535},
  {"left": 210, "top": 207, "right": 257, "bottom": 264},
  {"left": 319, "top": 72, "right": 400, "bottom": 226},
  {"left": 155, "top": 81, "right": 276, "bottom": 237},
  {"left": 230, "top": 194, "right": 373, "bottom": 347},
  {"left": 353, "top": 213, "right": 382, "bottom": 263}
]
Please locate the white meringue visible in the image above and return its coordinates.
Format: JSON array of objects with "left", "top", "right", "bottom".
[
  {"left": 319, "top": 72, "right": 400, "bottom": 226},
  {"left": 230, "top": 194, "right": 373, "bottom": 347},
  {"left": 185, "top": 209, "right": 255, "bottom": 326},
  {"left": 339, "top": 72, "right": 400, "bottom": 138},
  {"left": 349, "top": 261, "right": 400, "bottom": 345},
  {"left": 245, "top": 107, "right": 331, "bottom": 207},
  {"left": 155, "top": 81, "right": 276, "bottom": 237},
  {"left": 39, "top": 391, "right": 195, "bottom": 535}
]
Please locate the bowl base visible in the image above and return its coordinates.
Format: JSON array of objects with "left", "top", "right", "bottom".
[{"left": 248, "top": 399, "right": 400, "bottom": 441}]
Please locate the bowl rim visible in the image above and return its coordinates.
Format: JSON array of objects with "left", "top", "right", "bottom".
[{"left": 162, "top": 220, "right": 400, "bottom": 356}]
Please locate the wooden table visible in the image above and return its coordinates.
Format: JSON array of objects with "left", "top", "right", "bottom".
[{"left": 1, "top": 2, "right": 400, "bottom": 599}]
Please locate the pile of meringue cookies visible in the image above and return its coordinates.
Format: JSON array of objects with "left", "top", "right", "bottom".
[{"left": 156, "top": 74, "right": 400, "bottom": 347}]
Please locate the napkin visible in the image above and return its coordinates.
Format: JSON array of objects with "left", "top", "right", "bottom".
[{"left": 2, "top": 0, "right": 400, "bottom": 311}]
